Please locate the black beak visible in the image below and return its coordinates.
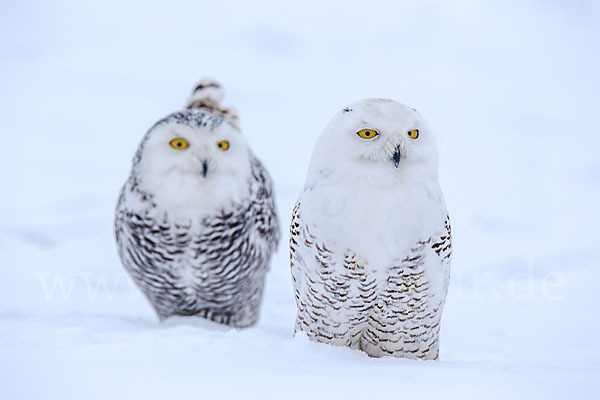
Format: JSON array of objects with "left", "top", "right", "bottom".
[
  {"left": 202, "top": 160, "right": 208, "bottom": 177},
  {"left": 393, "top": 146, "right": 401, "bottom": 168}
]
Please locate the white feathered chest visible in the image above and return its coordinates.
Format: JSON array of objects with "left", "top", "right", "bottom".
[{"left": 291, "top": 179, "right": 451, "bottom": 359}]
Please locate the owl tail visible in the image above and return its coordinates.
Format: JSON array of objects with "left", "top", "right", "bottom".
[{"left": 185, "top": 78, "right": 240, "bottom": 129}]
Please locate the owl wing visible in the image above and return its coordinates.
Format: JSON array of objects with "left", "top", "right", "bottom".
[
  {"left": 431, "top": 214, "right": 452, "bottom": 293},
  {"left": 289, "top": 201, "right": 303, "bottom": 308},
  {"left": 114, "top": 187, "right": 189, "bottom": 318},
  {"left": 248, "top": 155, "right": 280, "bottom": 254},
  {"left": 290, "top": 200, "right": 366, "bottom": 336}
]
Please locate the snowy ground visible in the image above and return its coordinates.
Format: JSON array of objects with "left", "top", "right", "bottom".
[{"left": 1, "top": 0, "right": 599, "bottom": 398}]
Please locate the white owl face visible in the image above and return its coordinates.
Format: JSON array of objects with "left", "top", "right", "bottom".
[
  {"left": 138, "top": 114, "right": 248, "bottom": 181},
  {"left": 132, "top": 110, "right": 251, "bottom": 219},
  {"left": 308, "top": 98, "right": 439, "bottom": 185}
]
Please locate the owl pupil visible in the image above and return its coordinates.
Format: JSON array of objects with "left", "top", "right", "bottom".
[
  {"left": 366, "top": 131, "right": 371, "bottom": 136},
  {"left": 177, "top": 142, "right": 182, "bottom": 147},
  {"left": 218, "top": 143, "right": 222, "bottom": 148}
]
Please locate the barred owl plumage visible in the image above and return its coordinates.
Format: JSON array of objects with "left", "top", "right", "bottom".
[
  {"left": 115, "top": 79, "right": 279, "bottom": 327},
  {"left": 290, "top": 99, "right": 451, "bottom": 359}
]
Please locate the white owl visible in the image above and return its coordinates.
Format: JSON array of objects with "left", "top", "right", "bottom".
[
  {"left": 290, "top": 99, "right": 451, "bottom": 359},
  {"left": 115, "top": 79, "right": 280, "bottom": 328}
]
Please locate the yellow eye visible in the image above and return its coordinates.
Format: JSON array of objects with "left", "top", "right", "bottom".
[
  {"left": 407, "top": 129, "right": 419, "bottom": 139},
  {"left": 169, "top": 138, "right": 188, "bottom": 149},
  {"left": 357, "top": 129, "right": 379, "bottom": 139},
  {"left": 217, "top": 140, "right": 229, "bottom": 151}
]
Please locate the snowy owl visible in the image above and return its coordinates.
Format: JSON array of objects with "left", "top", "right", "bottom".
[
  {"left": 290, "top": 99, "right": 451, "bottom": 359},
  {"left": 115, "top": 79, "right": 280, "bottom": 327}
]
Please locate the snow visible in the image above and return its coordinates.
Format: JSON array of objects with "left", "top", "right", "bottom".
[{"left": 1, "top": 0, "right": 599, "bottom": 398}]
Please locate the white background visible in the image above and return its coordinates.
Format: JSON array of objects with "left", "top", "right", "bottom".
[{"left": 1, "top": 0, "right": 599, "bottom": 398}]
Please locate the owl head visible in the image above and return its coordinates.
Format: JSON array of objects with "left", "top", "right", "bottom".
[
  {"left": 307, "top": 98, "right": 439, "bottom": 187},
  {"left": 130, "top": 81, "right": 251, "bottom": 220}
]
